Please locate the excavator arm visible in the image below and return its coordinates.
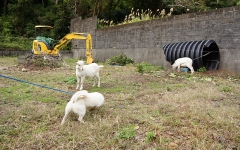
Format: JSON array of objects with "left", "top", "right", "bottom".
[
  {"left": 32, "top": 31, "right": 94, "bottom": 64},
  {"left": 32, "top": 25, "right": 94, "bottom": 64},
  {"left": 53, "top": 33, "right": 93, "bottom": 64}
]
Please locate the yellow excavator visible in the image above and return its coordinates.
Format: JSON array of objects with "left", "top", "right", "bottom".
[{"left": 31, "top": 25, "right": 94, "bottom": 64}]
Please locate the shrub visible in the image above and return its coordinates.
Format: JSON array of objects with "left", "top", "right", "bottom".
[
  {"left": 105, "top": 53, "right": 134, "bottom": 66},
  {"left": 136, "top": 64, "right": 144, "bottom": 74},
  {"left": 197, "top": 67, "right": 207, "bottom": 72}
]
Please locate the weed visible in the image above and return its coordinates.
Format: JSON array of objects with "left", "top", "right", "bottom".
[
  {"left": 115, "top": 126, "right": 136, "bottom": 140},
  {"left": 144, "top": 131, "right": 156, "bottom": 142},
  {"left": 63, "top": 76, "right": 76, "bottom": 84},
  {"left": 136, "top": 63, "right": 144, "bottom": 74},
  {"left": 227, "top": 76, "right": 238, "bottom": 82},
  {"left": 166, "top": 86, "right": 172, "bottom": 91},
  {"left": 136, "top": 62, "right": 163, "bottom": 74},
  {"left": 169, "top": 73, "right": 176, "bottom": 77},
  {"left": 221, "top": 86, "right": 231, "bottom": 92},
  {"left": 197, "top": 67, "right": 207, "bottom": 72}
]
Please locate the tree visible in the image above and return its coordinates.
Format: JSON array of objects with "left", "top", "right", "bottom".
[
  {"left": 204, "top": 0, "right": 239, "bottom": 9},
  {"left": 0, "top": 0, "right": 239, "bottom": 38},
  {"left": 169, "top": 0, "right": 208, "bottom": 13}
]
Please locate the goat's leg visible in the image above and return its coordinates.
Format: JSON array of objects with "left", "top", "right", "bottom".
[
  {"left": 191, "top": 68, "right": 194, "bottom": 74},
  {"left": 76, "top": 77, "right": 80, "bottom": 90},
  {"left": 187, "top": 65, "right": 194, "bottom": 74},
  {"left": 177, "top": 65, "right": 181, "bottom": 72},
  {"left": 92, "top": 76, "right": 96, "bottom": 87},
  {"left": 80, "top": 77, "right": 85, "bottom": 90},
  {"left": 97, "top": 76, "right": 101, "bottom": 87},
  {"left": 172, "top": 65, "right": 176, "bottom": 73},
  {"left": 95, "top": 73, "right": 101, "bottom": 87}
]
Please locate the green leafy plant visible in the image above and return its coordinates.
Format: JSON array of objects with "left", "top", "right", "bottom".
[
  {"left": 63, "top": 76, "right": 77, "bottom": 84},
  {"left": 169, "top": 73, "right": 177, "bottom": 77},
  {"left": 166, "top": 86, "right": 172, "bottom": 91},
  {"left": 136, "top": 63, "right": 144, "bottom": 74},
  {"left": 197, "top": 67, "right": 207, "bottom": 72},
  {"left": 221, "top": 86, "right": 231, "bottom": 92},
  {"left": 105, "top": 53, "right": 134, "bottom": 66},
  {"left": 115, "top": 126, "right": 136, "bottom": 140},
  {"left": 145, "top": 131, "right": 156, "bottom": 142}
]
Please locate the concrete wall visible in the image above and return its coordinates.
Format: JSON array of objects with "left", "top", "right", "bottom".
[{"left": 71, "top": 6, "right": 240, "bottom": 74}]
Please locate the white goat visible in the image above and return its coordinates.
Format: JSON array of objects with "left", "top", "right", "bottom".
[
  {"left": 172, "top": 57, "right": 194, "bottom": 73},
  {"left": 61, "top": 90, "right": 105, "bottom": 125},
  {"left": 76, "top": 60, "right": 103, "bottom": 90}
]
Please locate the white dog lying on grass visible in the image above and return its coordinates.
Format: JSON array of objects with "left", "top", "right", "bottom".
[
  {"left": 61, "top": 90, "right": 105, "bottom": 125},
  {"left": 172, "top": 57, "right": 194, "bottom": 74}
]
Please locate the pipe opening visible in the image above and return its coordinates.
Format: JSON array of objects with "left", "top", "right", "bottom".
[{"left": 163, "top": 40, "right": 220, "bottom": 71}]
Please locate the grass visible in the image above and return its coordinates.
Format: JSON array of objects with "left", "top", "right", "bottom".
[
  {"left": 0, "top": 57, "right": 240, "bottom": 149},
  {"left": 98, "top": 8, "right": 173, "bottom": 28}
]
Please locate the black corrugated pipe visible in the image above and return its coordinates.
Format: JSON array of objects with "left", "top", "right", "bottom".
[{"left": 163, "top": 40, "right": 220, "bottom": 71}]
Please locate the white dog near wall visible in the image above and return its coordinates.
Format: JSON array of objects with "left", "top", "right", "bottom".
[
  {"left": 61, "top": 90, "right": 105, "bottom": 125},
  {"left": 172, "top": 57, "right": 194, "bottom": 73}
]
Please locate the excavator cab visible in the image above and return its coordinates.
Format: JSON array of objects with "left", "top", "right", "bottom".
[
  {"left": 34, "top": 25, "right": 57, "bottom": 49},
  {"left": 32, "top": 25, "right": 57, "bottom": 54},
  {"left": 31, "top": 25, "right": 94, "bottom": 64},
  {"left": 34, "top": 25, "right": 53, "bottom": 37}
]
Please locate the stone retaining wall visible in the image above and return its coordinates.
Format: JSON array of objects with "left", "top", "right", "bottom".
[{"left": 71, "top": 6, "right": 240, "bottom": 74}]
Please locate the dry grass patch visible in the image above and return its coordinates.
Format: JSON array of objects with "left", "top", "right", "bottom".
[{"left": 0, "top": 57, "right": 240, "bottom": 149}]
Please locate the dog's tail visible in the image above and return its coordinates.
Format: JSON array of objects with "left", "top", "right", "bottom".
[
  {"left": 72, "top": 90, "right": 88, "bottom": 103},
  {"left": 99, "top": 65, "right": 104, "bottom": 68},
  {"left": 73, "top": 94, "right": 87, "bottom": 103}
]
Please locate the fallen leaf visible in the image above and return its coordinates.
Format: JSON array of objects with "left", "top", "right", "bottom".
[
  {"left": 167, "top": 142, "right": 178, "bottom": 149},
  {"left": 134, "top": 126, "right": 139, "bottom": 130}
]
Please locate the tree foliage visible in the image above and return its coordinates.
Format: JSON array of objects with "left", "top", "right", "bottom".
[{"left": 0, "top": 0, "right": 239, "bottom": 39}]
